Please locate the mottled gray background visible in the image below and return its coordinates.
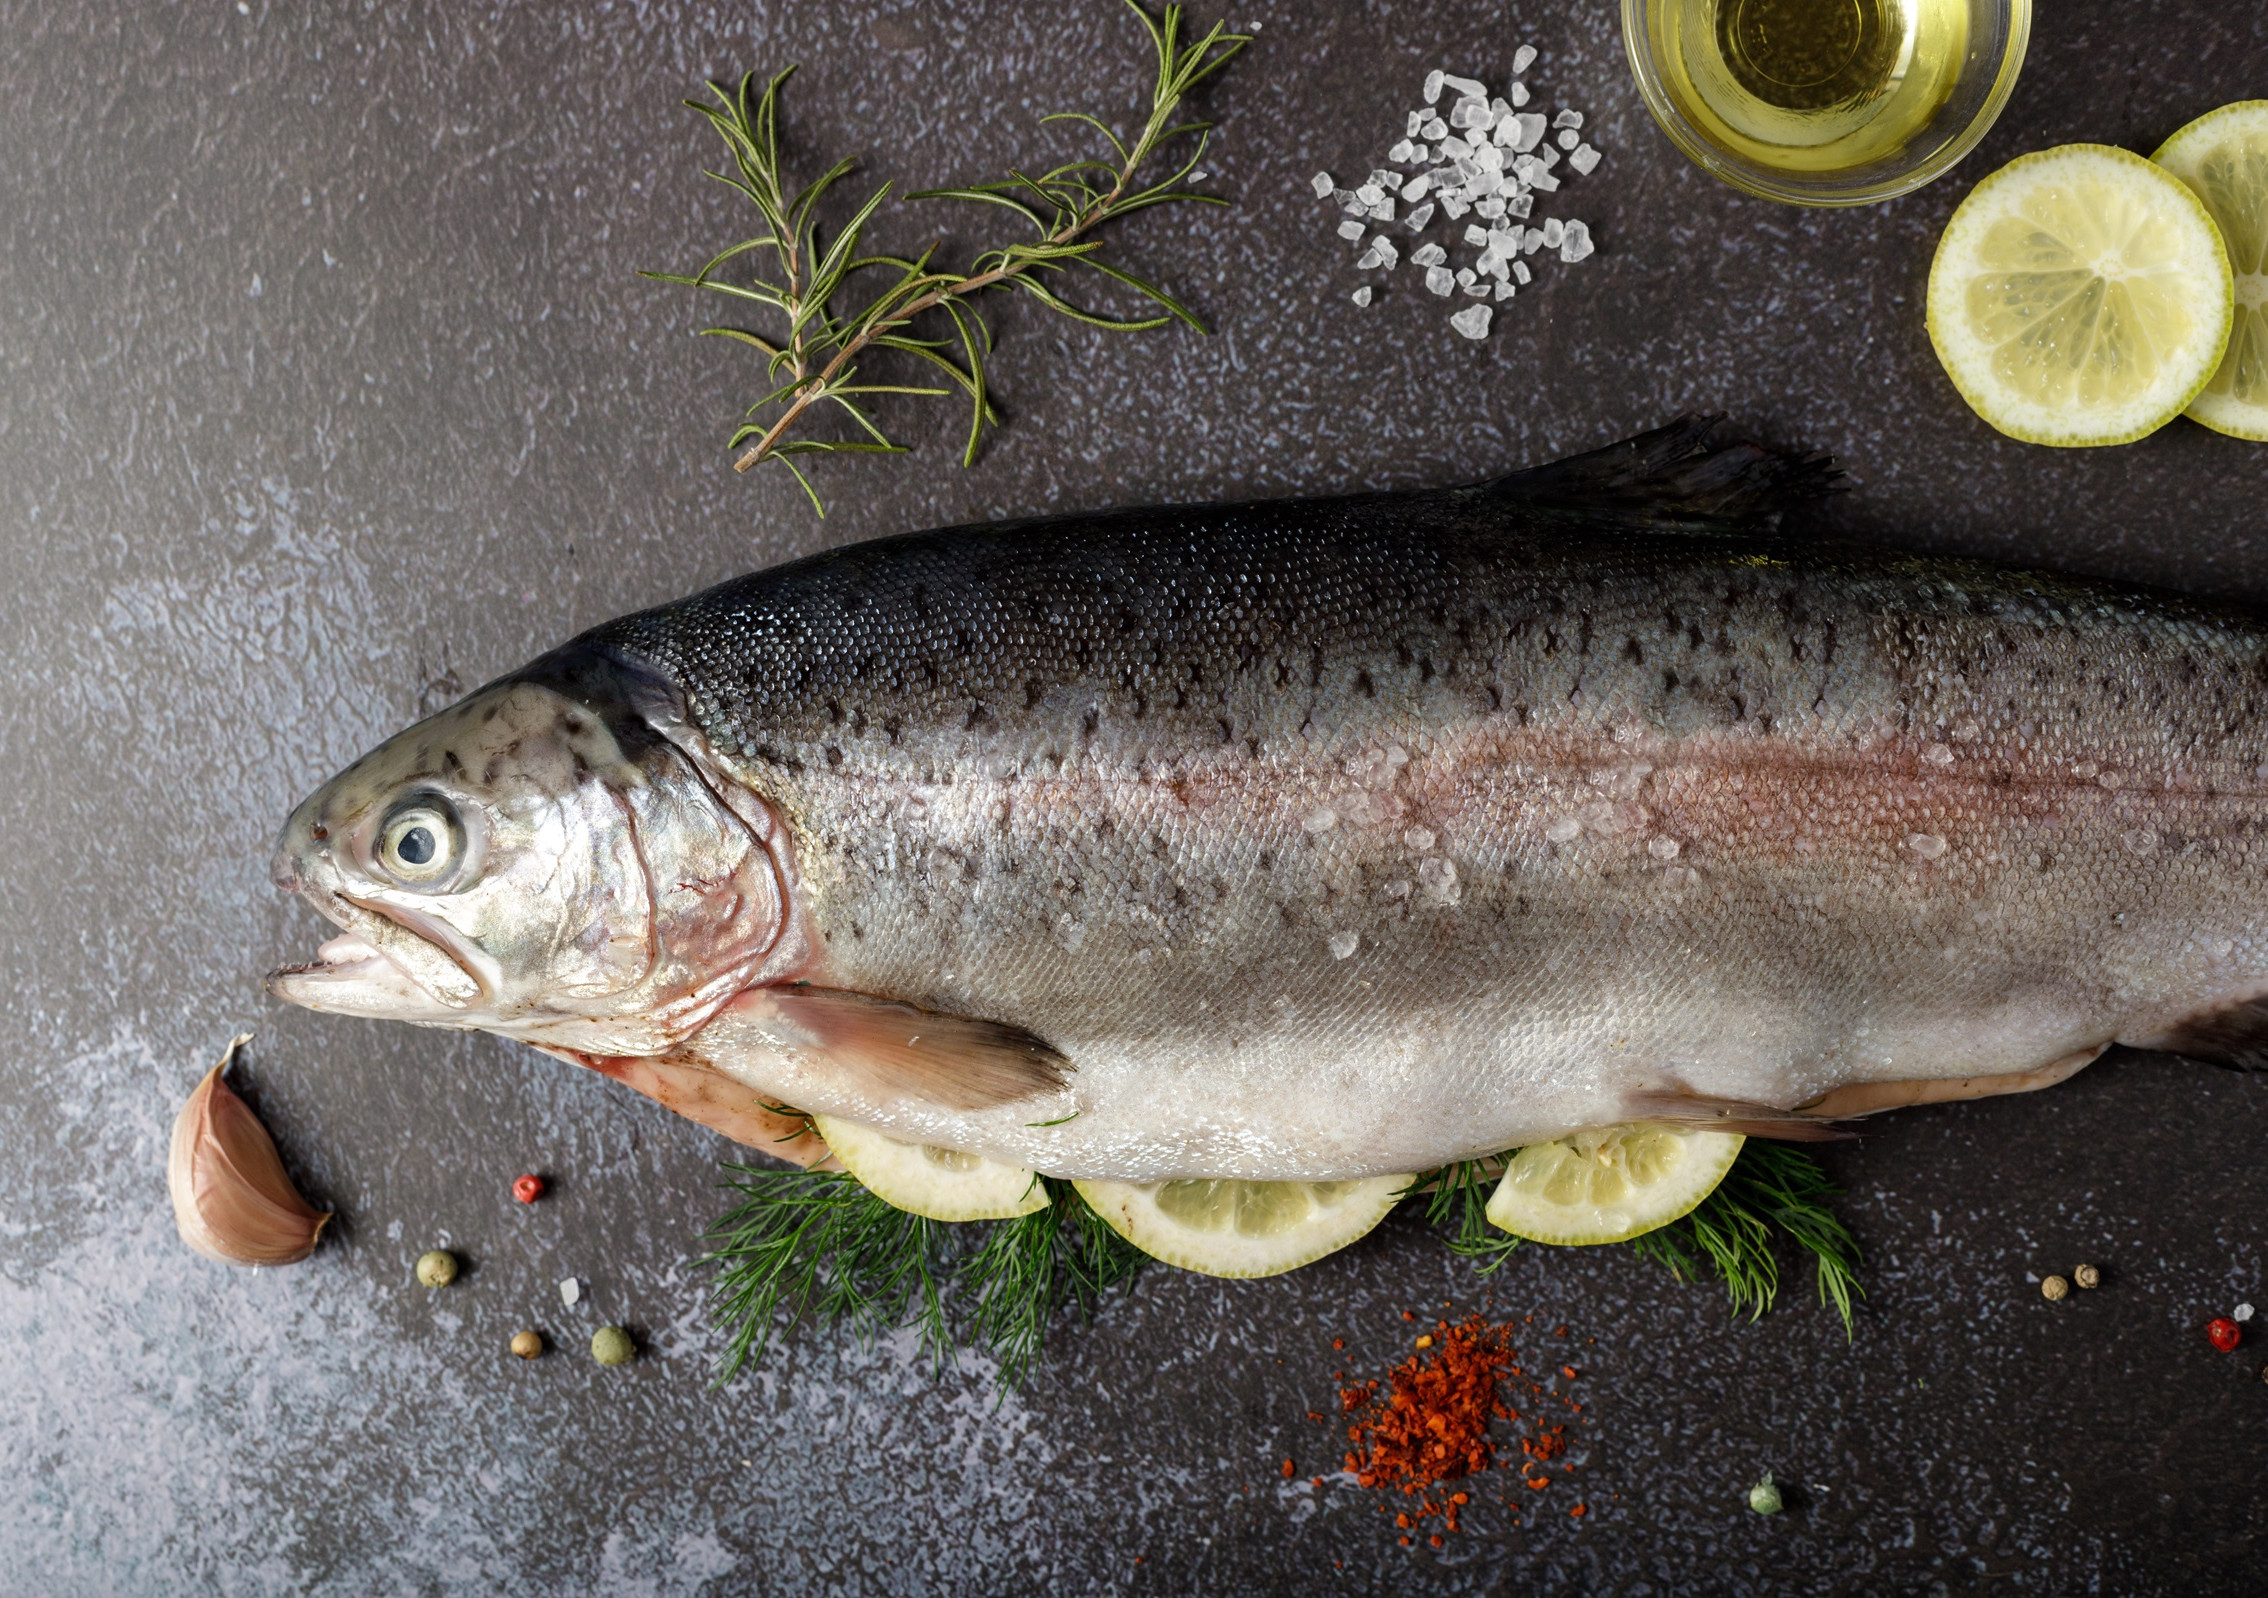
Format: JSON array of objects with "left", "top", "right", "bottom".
[{"left": 4, "top": 0, "right": 2265, "bottom": 1592}]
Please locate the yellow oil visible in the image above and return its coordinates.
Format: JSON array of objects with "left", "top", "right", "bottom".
[{"left": 1648, "top": 0, "right": 1969, "bottom": 174}]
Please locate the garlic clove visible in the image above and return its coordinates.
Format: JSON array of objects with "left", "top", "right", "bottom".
[{"left": 168, "top": 1034, "right": 332, "bottom": 1266}]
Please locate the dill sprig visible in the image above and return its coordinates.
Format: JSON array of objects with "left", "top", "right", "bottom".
[
  {"left": 647, "top": 1, "right": 1248, "bottom": 514},
  {"left": 1410, "top": 1155, "right": 1525, "bottom": 1274},
  {"left": 1622, "top": 1141, "right": 1863, "bottom": 1336},
  {"left": 703, "top": 1168, "right": 1147, "bottom": 1389}
]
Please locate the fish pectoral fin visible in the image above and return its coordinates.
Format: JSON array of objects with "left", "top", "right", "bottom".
[
  {"left": 1620, "top": 1088, "right": 1856, "bottom": 1142},
  {"left": 732, "top": 986, "right": 1071, "bottom": 1113},
  {"left": 531, "top": 1043, "right": 838, "bottom": 1168},
  {"left": 1479, "top": 415, "right": 1839, "bottom": 533},
  {"left": 2128, "top": 996, "right": 2268, "bottom": 1071}
]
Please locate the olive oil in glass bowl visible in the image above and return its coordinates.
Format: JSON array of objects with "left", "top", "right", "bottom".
[{"left": 1623, "top": 0, "right": 2029, "bottom": 205}]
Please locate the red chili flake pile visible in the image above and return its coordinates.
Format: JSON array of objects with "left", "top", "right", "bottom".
[{"left": 1327, "top": 1313, "right": 1585, "bottom": 1539}]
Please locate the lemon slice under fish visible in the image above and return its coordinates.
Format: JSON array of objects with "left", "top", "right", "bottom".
[
  {"left": 2154, "top": 102, "right": 2268, "bottom": 441},
  {"left": 812, "top": 1114, "right": 1048, "bottom": 1222},
  {"left": 1072, "top": 1174, "right": 1411, "bottom": 1278},
  {"left": 1484, "top": 1125, "right": 1743, "bottom": 1246},
  {"left": 1926, "top": 144, "right": 2233, "bottom": 447}
]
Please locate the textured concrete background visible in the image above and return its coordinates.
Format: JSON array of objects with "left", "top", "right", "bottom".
[{"left": 4, "top": 1, "right": 2266, "bottom": 1592}]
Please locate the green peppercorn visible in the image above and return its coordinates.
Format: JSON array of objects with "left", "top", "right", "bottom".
[
  {"left": 1748, "top": 1471, "right": 1782, "bottom": 1516},
  {"left": 590, "top": 1325, "right": 636, "bottom": 1366},
  {"left": 415, "top": 1249, "right": 457, "bottom": 1288}
]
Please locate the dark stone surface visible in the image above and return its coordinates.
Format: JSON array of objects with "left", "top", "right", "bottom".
[{"left": 3, "top": 1, "right": 2264, "bottom": 1592}]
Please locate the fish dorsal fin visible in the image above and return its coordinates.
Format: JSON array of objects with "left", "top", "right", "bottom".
[
  {"left": 717, "top": 986, "right": 1071, "bottom": 1112},
  {"left": 2129, "top": 997, "right": 2268, "bottom": 1071},
  {"left": 1475, "top": 415, "right": 1842, "bottom": 535}
]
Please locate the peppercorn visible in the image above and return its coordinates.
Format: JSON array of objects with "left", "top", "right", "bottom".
[
  {"left": 1748, "top": 1471, "right": 1782, "bottom": 1515},
  {"left": 415, "top": 1249, "right": 457, "bottom": 1288},
  {"left": 2072, "top": 1263, "right": 2100, "bottom": 1289},
  {"left": 2206, "top": 1316, "right": 2241, "bottom": 1353},
  {"left": 2040, "top": 1274, "right": 2069, "bottom": 1302},
  {"left": 512, "top": 1174, "right": 545, "bottom": 1204},
  {"left": 590, "top": 1325, "right": 636, "bottom": 1366}
]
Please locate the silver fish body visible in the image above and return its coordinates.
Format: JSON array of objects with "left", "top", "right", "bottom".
[{"left": 271, "top": 424, "right": 2268, "bottom": 1180}]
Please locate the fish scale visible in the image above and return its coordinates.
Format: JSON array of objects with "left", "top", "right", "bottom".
[{"left": 271, "top": 422, "right": 2268, "bottom": 1180}]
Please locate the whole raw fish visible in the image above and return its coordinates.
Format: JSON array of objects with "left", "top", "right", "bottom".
[{"left": 268, "top": 421, "right": 2268, "bottom": 1181}]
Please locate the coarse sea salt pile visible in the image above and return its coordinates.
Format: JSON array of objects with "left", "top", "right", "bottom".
[{"left": 1309, "top": 48, "right": 1603, "bottom": 341}]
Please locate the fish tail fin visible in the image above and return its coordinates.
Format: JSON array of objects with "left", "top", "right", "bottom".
[{"left": 1476, "top": 415, "right": 1843, "bottom": 534}]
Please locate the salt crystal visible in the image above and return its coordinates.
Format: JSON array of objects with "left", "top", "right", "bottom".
[
  {"left": 1558, "top": 128, "right": 1581, "bottom": 150},
  {"left": 1440, "top": 193, "right": 1470, "bottom": 220},
  {"left": 1311, "top": 172, "right": 1336, "bottom": 198},
  {"left": 1404, "top": 174, "right": 1432, "bottom": 201},
  {"left": 1369, "top": 199, "right": 1396, "bottom": 221},
  {"left": 1456, "top": 265, "right": 1476, "bottom": 285},
  {"left": 1442, "top": 73, "right": 1487, "bottom": 98},
  {"left": 1537, "top": 144, "right": 1560, "bottom": 170},
  {"left": 1568, "top": 142, "right": 1601, "bottom": 176},
  {"left": 1354, "top": 245, "right": 1383, "bottom": 269},
  {"left": 1513, "top": 112, "right": 1546, "bottom": 152},
  {"left": 1337, "top": 219, "right": 1366, "bottom": 241},
  {"left": 1450, "top": 99, "right": 1487, "bottom": 131},
  {"left": 1340, "top": 193, "right": 1365, "bottom": 215},
  {"left": 1554, "top": 109, "right": 1584, "bottom": 130},
  {"left": 1440, "top": 135, "right": 1472, "bottom": 160},
  {"left": 1463, "top": 279, "right": 1491, "bottom": 297},
  {"left": 1512, "top": 258, "right": 1532, "bottom": 284},
  {"left": 1411, "top": 242, "right": 1447, "bottom": 267},
  {"left": 1449, "top": 303, "right": 1492, "bottom": 340},
  {"left": 1425, "top": 265, "right": 1455, "bottom": 296},
  {"left": 1422, "top": 117, "right": 1448, "bottom": 141},
  {"left": 1492, "top": 118, "right": 1520, "bottom": 148},
  {"left": 1493, "top": 279, "right": 1515, "bottom": 300},
  {"left": 1560, "top": 220, "right": 1594, "bottom": 262},
  {"left": 1541, "top": 217, "right": 1565, "bottom": 248},
  {"left": 1355, "top": 183, "right": 1383, "bottom": 205},
  {"left": 1406, "top": 111, "right": 1424, "bottom": 137},
  {"left": 1530, "top": 168, "right": 1560, "bottom": 192},
  {"left": 1352, "top": 286, "right": 1373, "bottom": 307},
  {"left": 1513, "top": 44, "right": 1537, "bottom": 73},
  {"left": 1474, "top": 143, "right": 1505, "bottom": 173},
  {"left": 1509, "top": 82, "right": 1530, "bottom": 108},
  {"left": 1409, "top": 144, "right": 1431, "bottom": 165},
  {"left": 1475, "top": 195, "right": 1507, "bottom": 219},
  {"left": 560, "top": 1277, "right": 582, "bottom": 1307},
  {"left": 2237, "top": 1303, "right": 2256, "bottom": 1321},
  {"left": 1464, "top": 223, "right": 1491, "bottom": 247},
  {"left": 1404, "top": 201, "right": 1436, "bottom": 229},
  {"left": 1522, "top": 226, "right": 1544, "bottom": 253},
  {"left": 1370, "top": 236, "right": 1399, "bottom": 267},
  {"left": 1388, "top": 138, "right": 1415, "bottom": 163},
  {"left": 1369, "top": 169, "right": 1400, "bottom": 190},
  {"left": 1424, "top": 69, "right": 1446, "bottom": 104},
  {"left": 1506, "top": 191, "right": 1533, "bottom": 219}
]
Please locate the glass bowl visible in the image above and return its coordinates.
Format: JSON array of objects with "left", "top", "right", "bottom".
[{"left": 1621, "top": 0, "right": 2031, "bottom": 206}]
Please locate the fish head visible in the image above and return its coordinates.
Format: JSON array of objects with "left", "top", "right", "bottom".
[{"left": 267, "top": 659, "right": 788, "bottom": 1054}]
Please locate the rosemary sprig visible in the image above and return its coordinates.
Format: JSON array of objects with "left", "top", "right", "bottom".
[
  {"left": 703, "top": 1169, "right": 1146, "bottom": 1389},
  {"left": 647, "top": 1, "right": 1248, "bottom": 514},
  {"left": 1622, "top": 1141, "right": 1863, "bottom": 1336}
]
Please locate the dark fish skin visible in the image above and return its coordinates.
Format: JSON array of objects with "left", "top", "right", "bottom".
[{"left": 288, "top": 423, "right": 2268, "bottom": 1179}]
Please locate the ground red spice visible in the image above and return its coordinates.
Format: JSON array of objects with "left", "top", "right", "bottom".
[{"left": 1327, "top": 1312, "right": 1584, "bottom": 1540}]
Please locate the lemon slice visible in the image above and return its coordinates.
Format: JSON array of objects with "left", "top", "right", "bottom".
[
  {"left": 1926, "top": 144, "right": 2234, "bottom": 446},
  {"left": 2154, "top": 102, "right": 2268, "bottom": 441},
  {"left": 1072, "top": 1174, "right": 1411, "bottom": 1278},
  {"left": 812, "top": 1114, "right": 1048, "bottom": 1222},
  {"left": 1484, "top": 1125, "right": 1743, "bottom": 1246}
]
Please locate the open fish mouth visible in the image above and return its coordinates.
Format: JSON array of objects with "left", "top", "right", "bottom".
[{"left": 267, "top": 906, "right": 487, "bottom": 1025}]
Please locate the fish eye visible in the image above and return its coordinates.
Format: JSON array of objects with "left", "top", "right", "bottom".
[{"left": 376, "top": 799, "right": 461, "bottom": 886}]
